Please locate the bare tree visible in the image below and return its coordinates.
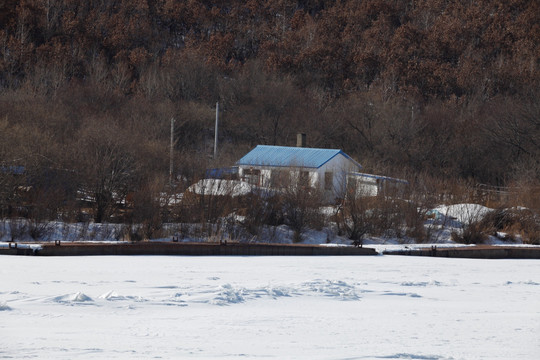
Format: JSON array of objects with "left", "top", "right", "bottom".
[
  {"left": 75, "top": 120, "right": 141, "bottom": 223},
  {"left": 484, "top": 97, "right": 540, "bottom": 182},
  {"left": 335, "top": 181, "right": 376, "bottom": 246},
  {"left": 220, "top": 61, "right": 304, "bottom": 146},
  {"left": 279, "top": 169, "right": 325, "bottom": 242}
]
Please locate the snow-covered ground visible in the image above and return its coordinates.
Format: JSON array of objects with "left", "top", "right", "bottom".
[{"left": 1, "top": 256, "right": 539, "bottom": 359}]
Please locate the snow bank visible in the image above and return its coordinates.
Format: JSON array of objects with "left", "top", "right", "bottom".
[
  {"left": 433, "top": 203, "right": 492, "bottom": 224},
  {"left": 99, "top": 290, "right": 145, "bottom": 302},
  {"left": 187, "top": 179, "right": 254, "bottom": 197},
  {"left": 52, "top": 292, "right": 94, "bottom": 303},
  {"left": 0, "top": 202, "right": 531, "bottom": 246},
  {"left": 0, "top": 220, "right": 127, "bottom": 243},
  {"left": 0, "top": 242, "right": 42, "bottom": 250}
]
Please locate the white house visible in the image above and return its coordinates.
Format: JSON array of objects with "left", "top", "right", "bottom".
[{"left": 236, "top": 145, "right": 362, "bottom": 202}]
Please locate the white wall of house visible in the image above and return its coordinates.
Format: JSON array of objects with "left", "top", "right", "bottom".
[
  {"left": 316, "top": 153, "right": 360, "bottom": 199},
  {"left": 238, "top": 153, "right": 360, "bottom": 203}
]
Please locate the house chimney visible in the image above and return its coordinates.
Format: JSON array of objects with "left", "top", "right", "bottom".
[{"left": 296, "top": 133, "right": 306, "bottom": 147}]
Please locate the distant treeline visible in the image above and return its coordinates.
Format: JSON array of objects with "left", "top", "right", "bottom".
[
  {"left": 0, "top": 1, "right": 539, "bottom": 222},
  {"left": 1, "top": 1, "right": 538, "bottom": 99}
]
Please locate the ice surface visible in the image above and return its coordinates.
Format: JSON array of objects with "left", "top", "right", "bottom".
[{"left": 1, "top": 256, "right": 539, "bottom": 359}]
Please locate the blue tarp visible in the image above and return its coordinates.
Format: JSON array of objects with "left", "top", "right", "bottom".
[{"left": 0, "top": 166, "right": 25, "bottom": 175}]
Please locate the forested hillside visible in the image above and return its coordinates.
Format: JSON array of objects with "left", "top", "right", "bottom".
[{"left": 1, "top": 0, "right": 539, "bottom": 224}]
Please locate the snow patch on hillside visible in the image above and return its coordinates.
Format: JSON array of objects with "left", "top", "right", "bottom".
[{"left": 433, "top": 203, "right": 493, "bottom": 223}]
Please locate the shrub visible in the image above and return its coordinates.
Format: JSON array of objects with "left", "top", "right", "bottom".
[
  {"left": 280, "top": 181, "right": 325, "bottom": 243},
  {"left": 236, "top": 194, "right": 277, "bottom": 235},
  {"left": 28, "top": 220, "right": 53, "bottom": 241},
  {"left": 335, "top": 191, "right": 376, "bottom": 245},
  {"left": 7, "top": 219, "right": 29, "bottom": 242},
  {"left": 479, "top": 207, "right": 540, "bottom": 244},
  {"left": 451, "top": 223, "right": 488, "bottom": 244}
]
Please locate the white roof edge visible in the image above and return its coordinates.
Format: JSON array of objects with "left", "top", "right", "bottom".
[{"left": 349, "top": 172, "right": 408, "bottom": 184}]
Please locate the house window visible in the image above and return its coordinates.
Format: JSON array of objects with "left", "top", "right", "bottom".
[
  {"left": 243, "top": 169, "right": 260, "bottom": 186},
  {"left": 299, "top": 171, "right": 310, "bottom": 188},
  {"left": 324, "top": 172, "right": 333, "bottom": 191}
]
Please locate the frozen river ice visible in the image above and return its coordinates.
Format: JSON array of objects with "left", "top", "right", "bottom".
[{"left": 1, "top": 255, "right": 539, "bottom": 359}]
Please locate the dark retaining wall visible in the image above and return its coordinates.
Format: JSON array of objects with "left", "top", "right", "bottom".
[
  {"left": 3, "top": 243, "right": 538, "bottom": 258},
  {"left": 1, "top": 242, "right": 377, "bottom": 256},
  {"left": 0, "top": 246, "right": 35, "bottom": 256},
  {"left": 383, "top": 245, "right": 540, "bottom": 259}
]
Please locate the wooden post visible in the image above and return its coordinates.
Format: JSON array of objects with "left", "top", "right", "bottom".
[
  {"left": 214, "top": 102, "right": 219, "bottom": 159},
  {"left": 170, "top": 117, "right": 174, "bottom": 186}
]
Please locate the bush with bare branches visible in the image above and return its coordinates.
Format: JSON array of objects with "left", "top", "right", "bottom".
[{"left": 280, "top": 179, "right": 325, "bottom": 243}]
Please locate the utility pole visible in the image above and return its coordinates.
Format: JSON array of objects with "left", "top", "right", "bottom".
[
  {"left": 214, "top": 102, "right": 219, "bottom": 159},
  {"left": 170, "top": 117, "right": 174, "bottom": 186}
]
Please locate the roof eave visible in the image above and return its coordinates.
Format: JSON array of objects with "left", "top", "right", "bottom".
[
  {"left": 237, "top": 163, "right": 319, "bottom": 169},
  {"left": 317, "top": 151, "right": 362, "bottom": 169}
]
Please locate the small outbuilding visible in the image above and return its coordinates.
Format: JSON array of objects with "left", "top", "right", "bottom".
[{"left": 346, "top": 172, "right": 409, "bottom": 198}]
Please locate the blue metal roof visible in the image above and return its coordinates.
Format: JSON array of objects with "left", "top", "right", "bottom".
[{"left": 236, "top": 145, "right": 362, "bottom": 169}]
